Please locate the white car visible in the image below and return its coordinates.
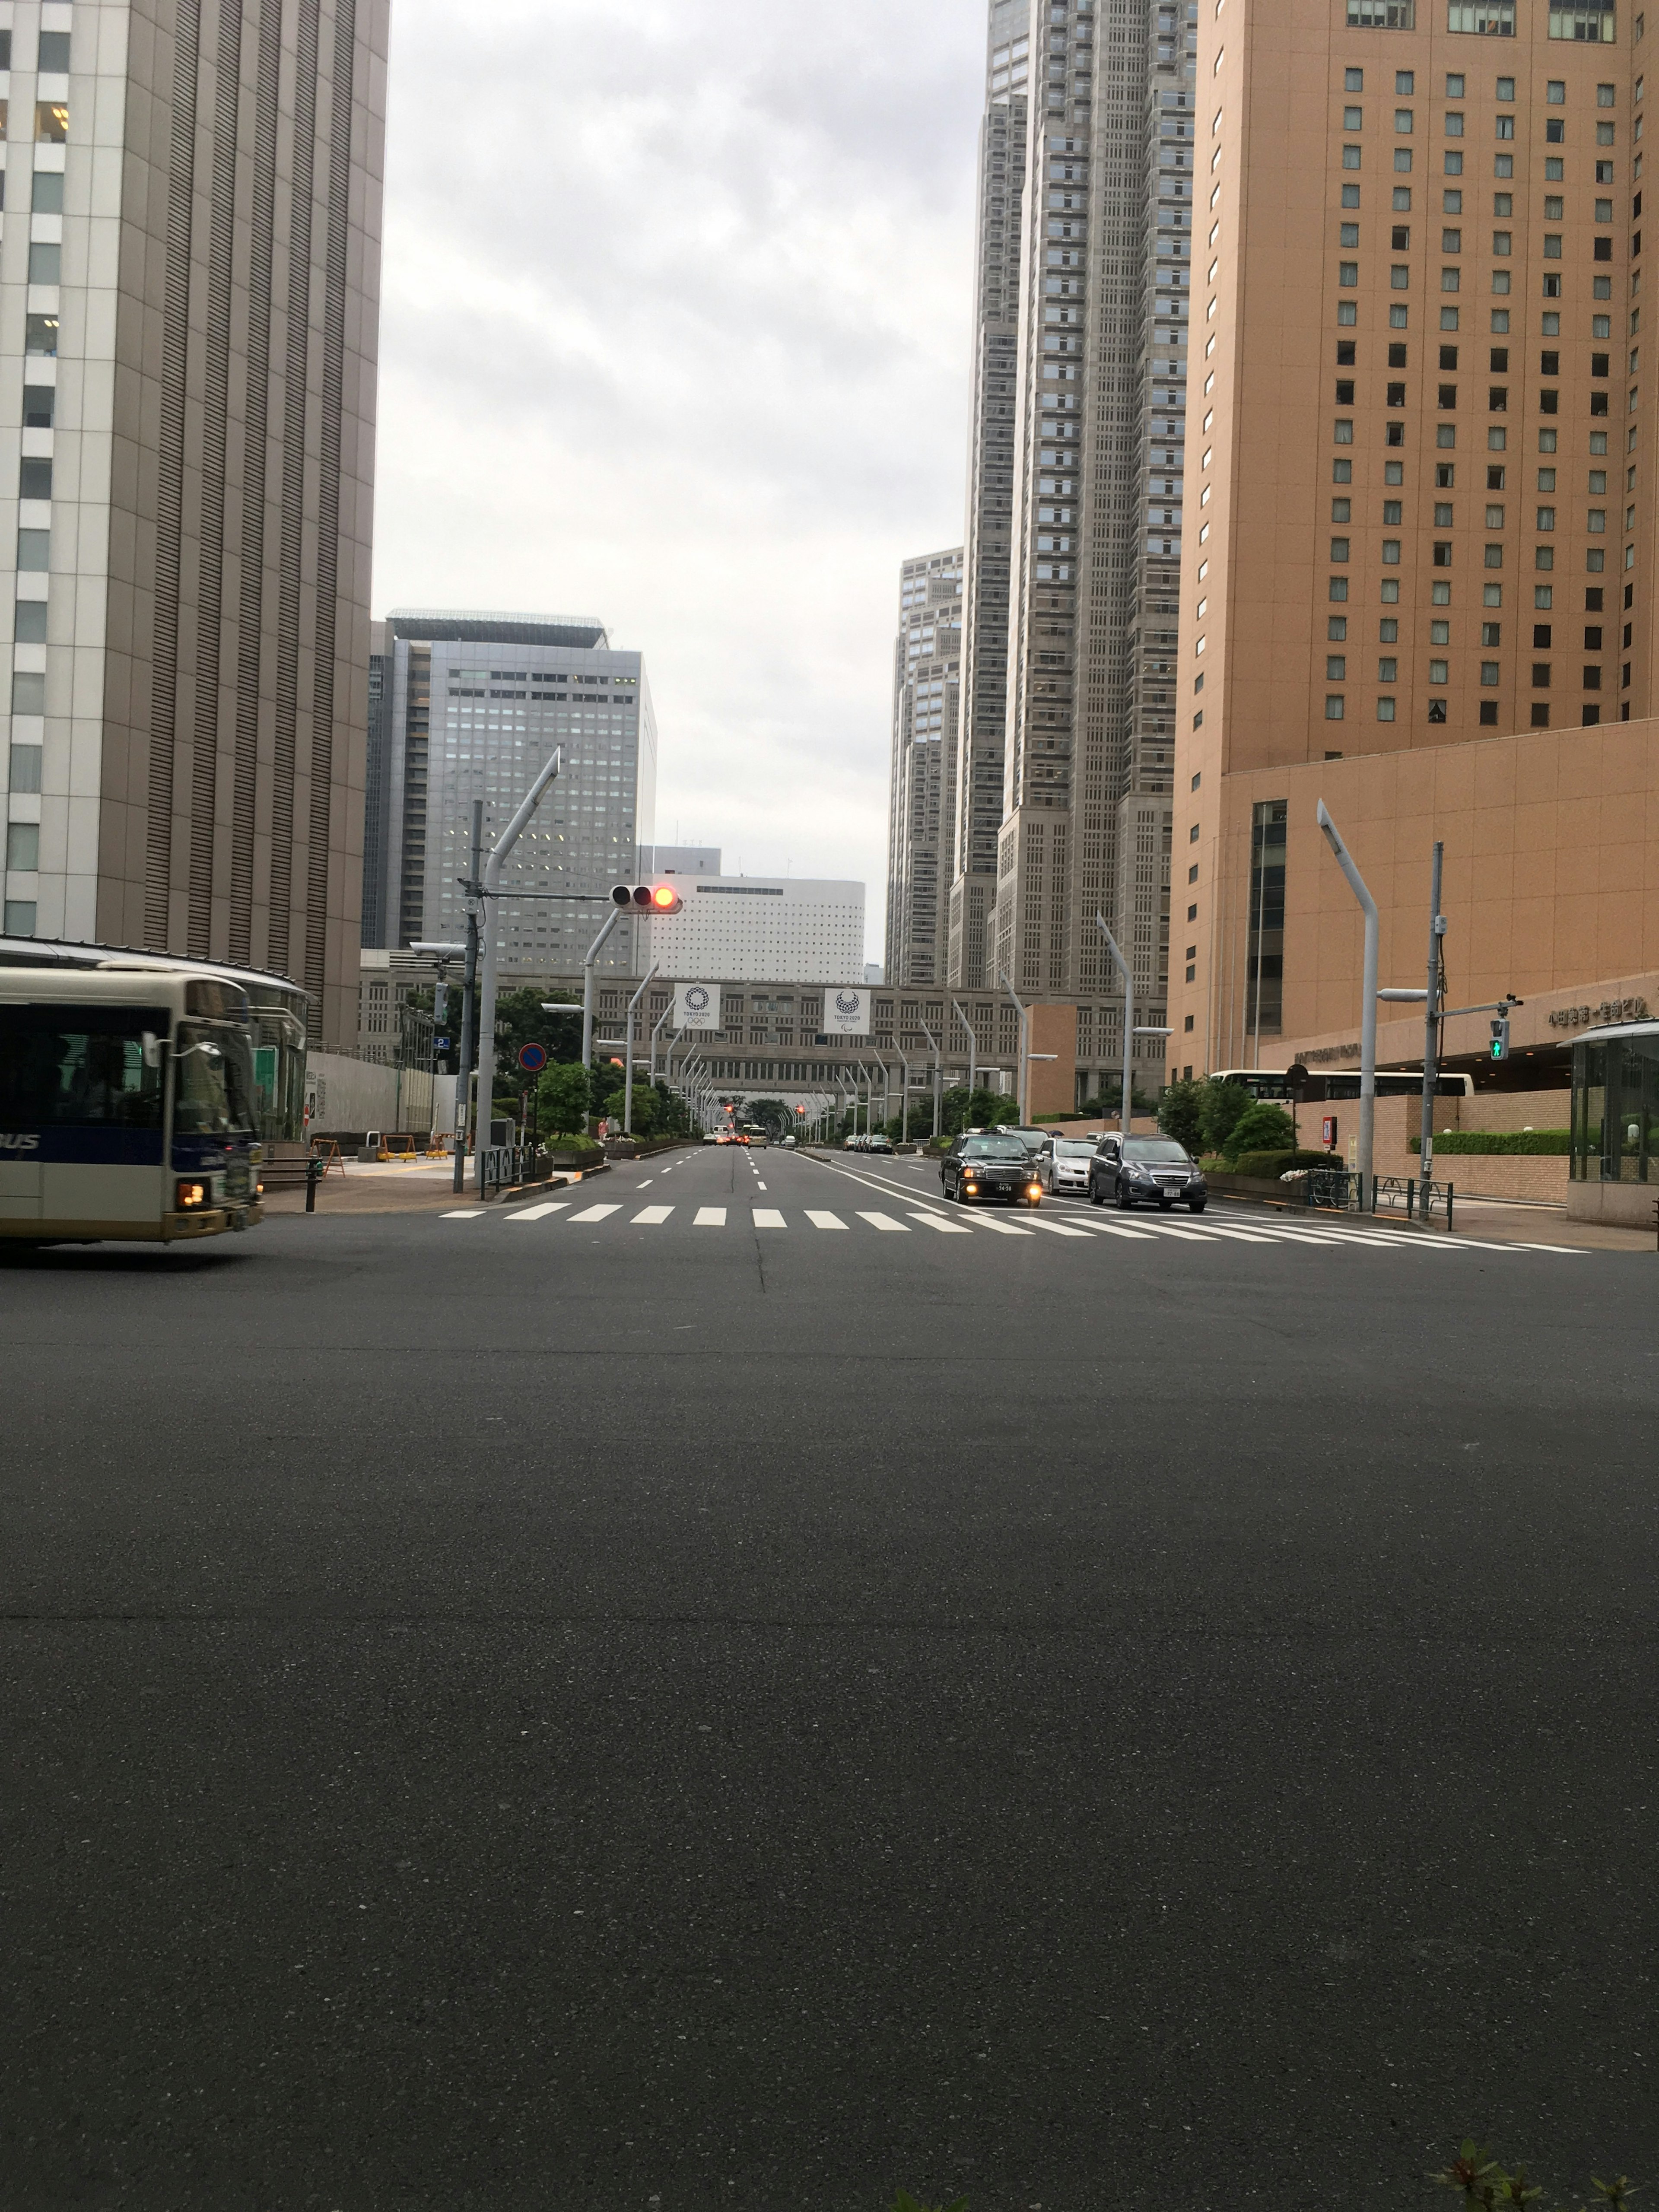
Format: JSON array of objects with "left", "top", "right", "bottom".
[{"left": 1042, "top": 1137, "right": 1097, "bottom": 1195}]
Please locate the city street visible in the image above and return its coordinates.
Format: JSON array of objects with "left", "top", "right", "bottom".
[{"left": 3, "top": 1143, "right": 1655, "bottom": 2209}]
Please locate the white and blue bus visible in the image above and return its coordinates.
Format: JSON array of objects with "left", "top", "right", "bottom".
[{"left": 0, "top": 964, "right": 264, "bottom": 1246}]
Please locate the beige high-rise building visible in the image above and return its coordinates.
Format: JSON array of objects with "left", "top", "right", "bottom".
[
  {"left": 1171, "top": 0, "right": 1659, "bottom": 1142},
  {"left": 0, "top": 0, "right": 388, "bottom": 1049},
  {"left": 885, "top": 547, "right": 962, "bottom": 987}
]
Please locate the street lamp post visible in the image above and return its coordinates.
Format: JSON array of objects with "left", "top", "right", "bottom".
[
  {"left": 1316, "top": 801, "right": 1379, "bottom": 1207},
  {"left": 580, "top": 907, "right": 624, "bottom": 1100},
  {"left": 622, "top": 963, "right": 660, "bottom": 1136},
  {"left": 951, "top": 1000, "right": 977, "bottom": 1126},
  {"left": 1092, "top": 916, "right": 1137, "bottom": 1138},
  {"left": 450, "top": 802, "right": 484, "bottom": 1195},
  {"left": 475, "top": 748, "right": 563, "bottom": 1195},
  {"left": 998, "top": 971, "right": 1033, "bottom": 1127},
  {"left": 916, "top": 1022, "right": 943, "bottom": 1138}
]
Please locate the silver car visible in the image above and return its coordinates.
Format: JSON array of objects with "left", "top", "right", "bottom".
[{"left": 1042, "top": 1136, "right": 1098, "bottom": 1194}]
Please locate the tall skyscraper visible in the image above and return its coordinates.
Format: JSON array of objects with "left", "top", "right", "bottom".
[
  {"left": 0, "top": 0, "right": 388, "bottom": 1049},
  {"left": 362, "top": 610, "right": 658, "bottom": 982},
  {"left": 884, "top": 546, "right": 962, "bottom": 985},
  {"left": 1169, "top": 0, "right": 1656, "bottom": 1094},
  {"left": 940, "top": 0, "right": 1193, "bottom": 1109},
  {"left": 947, "top": 0, "right": 1030, "bottom": 991}
]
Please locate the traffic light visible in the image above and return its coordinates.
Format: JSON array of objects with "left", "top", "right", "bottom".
[
  {"left": 611, "top": 882, "right": 683, "bottom": 915},
  {"left": 1490, "top": 1015, "right": 1510, "bottom": 1061}
]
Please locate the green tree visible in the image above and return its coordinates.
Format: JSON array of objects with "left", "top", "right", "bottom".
[
  {"left": 745, "top": 1096, "right": 791, "bottom": 1140},
  {"left": 490, "top": 986, "right": 563, "bottom": 1077},
  {"left": 1157, "top": 1076, "right": 1206, "bottom": 1153},
  {"left": 1198, "top": 1076, "right": 1254, "bottom": 1157},
  {"left": 1221, "top": 1098, "right": 1297, "bottom": 1163},
  {"left": 536, "top": 1059, "right": 593, "bottom": 1135}
]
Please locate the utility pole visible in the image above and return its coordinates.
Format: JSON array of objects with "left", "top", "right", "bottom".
[
  {"left": 451, "top": 801, "right": 484, "bottom": 1195},
  {"left": 1419, "top": 840, "right": 1445, "bottom": 1223},
  {"left": 1316, "top": 801, "right": 1379, "bottom": 1208},
  {"left": 475, "top": 748, "right": 563, "bottom": 1195}
]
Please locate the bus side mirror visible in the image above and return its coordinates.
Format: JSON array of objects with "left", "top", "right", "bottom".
[{"left": 141, "top": 1031, "right": 162, "bottom": 1068}]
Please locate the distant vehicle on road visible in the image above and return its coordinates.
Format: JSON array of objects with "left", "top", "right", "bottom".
[
  {"left": 1088, "top": 1135, "right": 1207, "bottom": 1213},
  {"left": 0, "top": 964, "right": 264, "bottom": 1246},
  {"left": 1042, "top": 1137, "right": 1097, "bottom": 1194},
  {"left": 781, "top": 1134, "right": 797, "bottom": 1148},
  {"left": 865, "top": 1134, "right": 895, "bottom": 1154},
  {"left": 702, "top": 1131, "right": 723, "bottom": 1144},
  {"left": 1004, "top": 1127, "right": 1051, "bottom": 1157},
  {"left": 940, "top": 1132, "right": 1044, "bottom": 1207}
]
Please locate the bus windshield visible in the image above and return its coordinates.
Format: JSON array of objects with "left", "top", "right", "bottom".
[
  {"left": 0, "top": 1004, "right": 168, "bottom": 1128},
  {"left": 174, "top": 1022, "right": 258, "bottom": 1137}
]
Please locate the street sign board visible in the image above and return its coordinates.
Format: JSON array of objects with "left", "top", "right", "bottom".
[
  {"left": 518, "top": 1042, "right": 548, "bottom": 1072},
  {"left": 820, "top": 986, "right": 871, "bottom": 1036},
  {"left": 674, "top": 982, "right": 723, "bottom": 1030}
]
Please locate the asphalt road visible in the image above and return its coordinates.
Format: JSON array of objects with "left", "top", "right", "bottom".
[{"left": 3, "top": 1143, "right": 1655, "bottom": 2210}]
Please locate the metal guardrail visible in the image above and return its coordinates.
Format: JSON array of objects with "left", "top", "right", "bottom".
[
  {"left": 1372, "top": 1174, "right": 1456, "bottom": 1232},
  {"left": 479, "top": 1145, "right": 527, "bottom": 1197}
]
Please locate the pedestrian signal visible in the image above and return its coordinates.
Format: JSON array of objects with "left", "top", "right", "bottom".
[
  {"left": 1490, "top": 1016, "right": 1510, "bottom": 1061},
  {"left": 611, "top": 883, "right": 684, "bottom": 915}
]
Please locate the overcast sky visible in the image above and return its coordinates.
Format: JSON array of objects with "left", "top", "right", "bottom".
[{"left": 373, "top": 1, "right": 987, "bottom": 964}]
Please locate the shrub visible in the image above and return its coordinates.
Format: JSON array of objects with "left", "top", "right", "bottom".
[
  {"left": 1408, "top": 1129, "right": 1571, "bottom": 1155},
  {"left": 1221, "top": 1099, "right": 1299, "bottom": 1163},
  {"left": 1199, "top": 1077, "right": 1254, "bottom": 1156},
  {"left": 1158, "top": 1075, "right": 1206, "bottom": 1154}
]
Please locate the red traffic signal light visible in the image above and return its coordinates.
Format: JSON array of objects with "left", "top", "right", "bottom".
[{"left": 611, "top": 882, "right": 683, "bottom": 915}]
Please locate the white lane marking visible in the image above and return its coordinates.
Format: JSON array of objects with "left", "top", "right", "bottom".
[
  {"left": 694, "top": 1206, "right": 726, "bottom": 1226},
  {"left": 1028, "top": 1217, "right": 1093, "bottom": 1239},
  {"left": 442, "top": 1209, "right": 486, "bottom": 1219},
  {"left": 637, "top": 1179, "right": 653, "bottom": 1188},
  {"left": 756, "top": 1181, "right": 767, "bottom": 1191},
  {"left": 506, "top": 1201, "right": 570, "bottom": 1221},
  {"left": 569, "top": 1204, "right": 621, "bottom": 1223},
  {"left": 1512, "top": 1242, "right": 1590, "bottom": 1255},
  {"left": 753, "top": 1208, "right": 787, "bottom": 1228},
  {"left": 974, "top": 1216, "right": 1035, "bottom": 1236},
  {"left": 909, "top": 1212, "right": 973, "bottom": 1234},
  {"left": 857, "top": 1211, "right": 910, "bottom": 1233},
  {"left": 805, "top": 1210, "right": 848, "bottom": 1229},
  {"left": 632, "top": 1206, "right": 674, "bottom": 1224},
  {"left": 1085, "top": 1222, "right": 1158, "bottom": 1240}
]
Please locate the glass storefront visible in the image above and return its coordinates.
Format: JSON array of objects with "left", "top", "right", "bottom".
[{"left": 1571, "top": 1023, "right": 1659, "bottom": 1184}]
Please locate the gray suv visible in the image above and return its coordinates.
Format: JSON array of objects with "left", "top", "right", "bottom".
[{"left": 1087, "top": 1134, "right": 1207, "bottom": 1213}]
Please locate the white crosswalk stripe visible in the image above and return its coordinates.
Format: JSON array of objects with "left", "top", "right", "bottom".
[
  {"left": 569, "top": 1204, "right": 620, "bottom": 1223},
  {"left": 441, "top": 1209, "right": 486, "bottom": 1219},
  {"left": 507, "top": 1201, "right": 569, "bottom": 1221},
  {"left": 857, "top": 1211, "right": 909, "bottom": 1232},
  {"left": 1029, "top": 1217, "right": 1093, "bottom": 1239},
  {"left": 909, "top": 1213, "right": 973, "bottom": 1234},
  {"left": 973, "top": 1216, "right": 1035, "bottom": 1235},
  {"left": 753, "top": 1208, "right": 787, "bottom": 1229},
  {"left": 805, "top": 1210, "right": 848, "bottom": 1229},
  {"left": 632, "top": 1206, "right": 674, "bottom": 1224},
  {"left": 694, "top": 1206, "right": 726, "bottom": 1227}
]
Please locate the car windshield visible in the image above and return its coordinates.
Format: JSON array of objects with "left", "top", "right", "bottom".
[
  {"left": 1123, "top": 1138, "right": 1192, "bottom": 1163},
  {"left": 961, "top": 1138, "right": 1029, "bottom": 1160},
  {"left": 1053, "top": 1140, "right": 1096, "bottom": 1158},
  {"left": 173, "top": 1021, "right": 257, "bottom": 1137}
]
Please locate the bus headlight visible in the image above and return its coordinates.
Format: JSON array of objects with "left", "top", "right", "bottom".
[{"left": 176, "top": 1180, "right": 209, "bottom": 1209}]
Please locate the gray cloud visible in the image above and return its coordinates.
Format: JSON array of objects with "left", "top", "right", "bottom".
[{"left": 374, "top": 0, "right": 985, "bottom": 955}]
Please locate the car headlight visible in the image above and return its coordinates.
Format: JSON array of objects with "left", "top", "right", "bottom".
[{"left": 964, "top": 1181, "right": 978, "bottom": 1193}]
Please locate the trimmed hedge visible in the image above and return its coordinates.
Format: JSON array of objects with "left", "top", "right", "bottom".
[
  {"left": 1408, "top": 1129, "right": 1570, "bottom": 1155},
  {"left": 1228, "top": 1148, "right": 1339, "bottom": 1180}
]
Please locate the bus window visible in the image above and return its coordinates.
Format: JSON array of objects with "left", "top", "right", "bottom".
[
  {"left": 173, "top": 1023, "right": 257, "bottom": 1137},
  {"left": 0, "top": 1004, "right": 167, "bottom": 1128}
]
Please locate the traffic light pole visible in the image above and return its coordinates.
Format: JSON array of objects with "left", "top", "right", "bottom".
[
  {"left": 1316, "top": 804, "right": 1379, "bottom": 1208},
  {"left": 951, "top": 999, "right": 977, "bottom": 1126}
]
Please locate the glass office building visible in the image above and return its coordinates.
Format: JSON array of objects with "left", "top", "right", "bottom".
[
  {"left": 365, "top": 610, "right": 658, "bottom": 980},
  {"left": 1572, "top": 1021, "right": 1659, "bottom": 1189}
]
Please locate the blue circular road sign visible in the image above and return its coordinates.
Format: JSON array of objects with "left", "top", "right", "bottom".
[{"left": 518, "top": 1042, "right": 549, "bottom": 1072}]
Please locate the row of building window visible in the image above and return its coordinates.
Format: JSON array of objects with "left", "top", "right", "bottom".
[
  {"left": 1344, "top": 5, "right": 1619, "bottom": 44},
  {"left": 1340, "top": 69, "right": 1618, "bottom": 102}
]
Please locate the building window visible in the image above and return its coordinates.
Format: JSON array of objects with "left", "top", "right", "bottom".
[
  {"left": 1548, "top": 8, "right": 1617, "bottom": 37},
  {"left": 1349, "top": 0, "right": 1417, "bottom": 21},
  {"left": 1326, "top": 695, "right": 1347, "bottom": 718},
  {"left": 26, "top": 242, "right": 60, "bottom": 285},
  {"left": 35, "top": 103, "right": 68, "bottom": 142},
  {"left": 24, "top": 314, "right": 57, "bottom": 357},
  {"left": 1246, "top": 799, "right": 1287, "bottom": 1039},
  {"left": 16, "top": 529, "right": 49, "bottom": 572},
  {"left": 1378, "top": 695, "right": 1398, "bottom": 718},
  {"left": 1447, "top": 1, "right": 1516, "bottom": 27}
]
